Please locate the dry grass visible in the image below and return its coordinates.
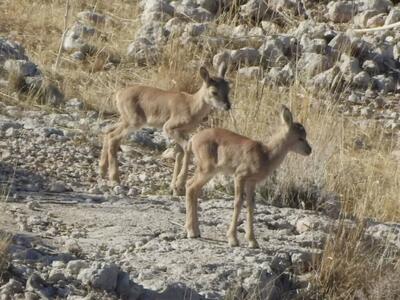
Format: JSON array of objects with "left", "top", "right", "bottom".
[
  {"left": 1, "top": 1, "right": 399, "bottom": 298},
  {"left": 310, "top": 221, "right": 400, "bottom": 300},
  {"left": 0, "top": 232, "right": 11, "bottom": 277}
]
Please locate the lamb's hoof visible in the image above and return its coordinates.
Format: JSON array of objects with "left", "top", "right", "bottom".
[
  {"left": 248, "top": 240, "right": 259, "bottom": 249},
  {"left": 99, "top": 167, "right": 107, "bottom": 179},
  {"left": 186, "top": 228, "right": 201, "bottom": 239},
  {"left": 228, "top": 237, "right": 239, "bottom": 247},
  {"left": 108, "top": 179, "right": 121, "bottom": 187},
  {"left": 171, "top": 186, "right": 185, "bottom": 197}
]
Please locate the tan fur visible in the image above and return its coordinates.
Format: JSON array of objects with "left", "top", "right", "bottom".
[
  {"left": 184, "top": 105, "right": 312, "bottom": 248},
  {"left": 99, "top": 65, "right": 230, "bottom": 195}
]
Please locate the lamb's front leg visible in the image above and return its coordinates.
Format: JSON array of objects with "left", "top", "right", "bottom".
[
  {"left": 163, "top": 123, "right": 188, "bottom": 196},
  {"left": 227, "top": 176, "right": 245, "bottom": 247},
  {"left": 175, "top": 139, "right": 192, "bottom": 195},
  {"left": 170, "top": 144, "right": 184, "bottom": 196},
  {"left": 244, "top": 182, "right": 259, "bottom": 248}
]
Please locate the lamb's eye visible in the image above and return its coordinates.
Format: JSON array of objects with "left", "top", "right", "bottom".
[{"left": 212, "top": 91, "right": 218, "bottom": 96}]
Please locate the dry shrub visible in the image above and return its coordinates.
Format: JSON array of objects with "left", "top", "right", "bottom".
[{"left": 309, "top": 221, "right": 400, "bottom": 299}]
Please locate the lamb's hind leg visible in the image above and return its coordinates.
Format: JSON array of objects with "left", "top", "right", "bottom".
[
  {"left": 99, "top": 123, "right": 119, "bottom": 179},
  {"left": 170, "top": 144, "right": 184, "bottom": 196},
  {"left": 175, "top": 139, "right": 192, "bottom": 196},
  {"left": 227, "top": 176, "right": 245, "bottom": 247},
  {"left": 185, "top": 168, "right": 214, "bottom": 238},
  {"left": 107, "top": 122, "right": 130, "bottom": 184},
  {"left": 244, "top": 182, "right": 259, "bottom": 248}
]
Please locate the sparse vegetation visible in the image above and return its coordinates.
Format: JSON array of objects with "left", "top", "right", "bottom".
[{"left": 0, "top": 0, "right": 399, "bottom": 299}]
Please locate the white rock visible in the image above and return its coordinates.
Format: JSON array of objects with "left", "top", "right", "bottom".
[
  {"left": 66, "top": 260, "right": 89, "bottom": 275},
  {"left": 385, "top": 7, "right": 400, "bottom": 25},
  {"left": 366, "top": 13, "right": 387, "bottom": 27},
  {"left": 354, "top": 9, "right": 380, "bottom": 27}
]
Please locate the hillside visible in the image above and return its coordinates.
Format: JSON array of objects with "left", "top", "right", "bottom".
[{"left": 0, "top": 0, "right": 399, "bottom": 299}]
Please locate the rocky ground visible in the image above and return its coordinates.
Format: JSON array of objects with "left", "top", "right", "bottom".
[
  {"left": 0, "top": 101, "right": 399, "bottom": 299},
  {"left": 1, "top": 0, "right": 400, "bottom": 299}
]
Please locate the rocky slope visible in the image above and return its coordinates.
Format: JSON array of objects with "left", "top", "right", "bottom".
[
  {"left": 0, "top": 100, "right": 399, "bottom": 299},
  {"left": 0, "top": 0, "right": 400, "bottom": 299}
]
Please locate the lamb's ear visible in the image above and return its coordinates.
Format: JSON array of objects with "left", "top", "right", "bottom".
[
  {"left": 218, "top": 62, "right": 227, "bottom": 78},
  {"left": 281, "top": 105, "right": 293, "bottom": 126},
  {"left": 200, "top": 66, "right": 210, "bottom": 83}
]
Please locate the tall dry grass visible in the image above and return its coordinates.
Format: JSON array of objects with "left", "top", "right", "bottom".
[
  {"left": 0, "top": 1, "right": 399, "bottom": 298},
  {"left": 0, "top": 232, "right": 11, "bottom": 278}
]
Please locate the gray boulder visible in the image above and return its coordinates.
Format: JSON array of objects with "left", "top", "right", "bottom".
[
  {"left": 372, "top": 75, "right": 396, "bottom": 93},
  {"left": 291, "top": 21, "right": 331, "bottom": 40},
  {"left": 183, "top": 22, "right": 208, "bottom": 37},
  {"left": 328, "top": 32, "right": 351, "bottom": 52},
  {"left": 63, "top": 22, "right": 96, "bottom": 52},
  {"left": 164, "top": 17, "right": 187, "bottom": 37},
  {"left": 78, "top": 263, "right": 120, "bottom": 292},
  {"left": 127, "top": 38, "right": 159, "bottom": 65},
  {"left": 357, "top": 0, "right": 392, "bottom": 14},
  {"left": 66, "top": 260, "right": 89, "bottom": 275},
  {"left": 259, "top": 39, "right": 287, "bottom": 67},
  {"left": 240, "top": 0, "right": 269, "bottom": 20},
  {"left": 197, "top": 0, "right": 219, "bottom": 14},
  {"left": 0, "top": 279, "right": 23, "bottom": 295},
  {"left": 298, "top": 52, "right": 333, "bottom": 77},
  {"left": 0, "top": 37, "right": 27, "bottom": 63},
  {"left": 175, "top": 4, "right": 213, "bottom": 22},
  {"left": 352, "top": 71, "right": 371, "bottom": 90},
  {"left": 231, "top": 47, "right": 261, "bottom": 66},
  {"left": 116, "top": 271, "right": 143, "bottom": 300},
  {"left": 362, "top": 59, "right": 380, "bottom": 75},
  {"left": 77, "top": 10, "right": 110, "bottom": 25},
  {"left": 310, "top": 65, "right": 342, "bottom": 91},
  {"left": 141, "top": 0, "right": 175, "bottom": 17},
  {"left": 301, "top": 35, "right": 327, "bottom": 54},
  {"left": 339, "top": 54, "right": 361, "bottom": 81},
  {"left": 4, "top": 59, "right": 40, "bottom": 77},
  {"left": 135, "top": 21, "right": 168, "bottom": 44},
  {"left": 238, "top": 66, "right": 263, "bottom": 79},
  {"left": 327, "top": 1, "right": 356, "bottom": 23},
  {"left": 267, "top": 63, "right": 294, "bottom": 85}
]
